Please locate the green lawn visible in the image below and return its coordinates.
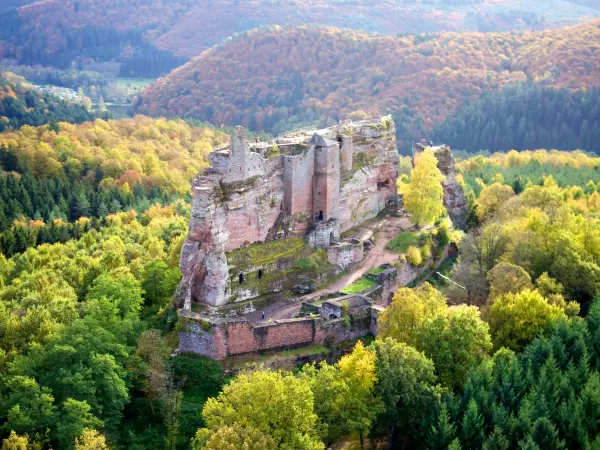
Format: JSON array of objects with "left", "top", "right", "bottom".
[
  {"left": 367, "top": 266, "right": 386, "bottom": 276},
  {"left": 341, "top": 277, "right": 377, "bottom": 294},
  {"left": 386, "top": 231, "right": 419, "bottom": 254}
]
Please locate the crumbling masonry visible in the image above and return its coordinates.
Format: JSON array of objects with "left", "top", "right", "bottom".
[{"left": 179, "top": 116, "right": 399, "bottom": 309}]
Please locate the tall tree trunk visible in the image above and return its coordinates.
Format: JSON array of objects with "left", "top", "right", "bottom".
[{"left": 388, "top": 422, "right": 397, "bottom": 450}]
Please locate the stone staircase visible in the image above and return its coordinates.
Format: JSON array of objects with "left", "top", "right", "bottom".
[{"left": 265, "top": 211, "right": 292, "bottom": 242}]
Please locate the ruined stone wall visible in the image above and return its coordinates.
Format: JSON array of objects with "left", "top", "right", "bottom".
[
  {"left": 307, "top": 220, "right": 340, "bottom": 249},
  {"left": 224, "top": 319, "right": 314, "bottom": 356},
  {"left": 327, "top": 241, "right": 364, "bottom": 270},
  {"left": 283, "top": 148, "right": 314, "bottom": 217},
  {"left": 178, "top": 309, "right": 375, "bottom": 360},
  {"left": 220, "top": 156, "right": 286, "bottom": 250},
  {"left": 313, "top": 317, "right": 372, "bottom": 345},
  {"left": 224, "top": 127, "right": 265, "bottom": 183},
  {"left": 178, "top": 321, "right": 229, "bottom": 360},
  {"left": 338, "top": 121, "right": 399, "bottom": 232},
  {"left": 340, "top": 135, "right": 353, "bottom": 172},
  {"left": 375, "top": 266, "right": 399, "bottom": 306}
]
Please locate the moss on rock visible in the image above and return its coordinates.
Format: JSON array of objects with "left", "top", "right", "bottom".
[{"left": 227, "top": 237, "right": 306, "bottom": 269}]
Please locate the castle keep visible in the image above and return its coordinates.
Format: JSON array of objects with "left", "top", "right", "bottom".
[{"left": 179, "top": 116, "right": 399, "bottom": 310}]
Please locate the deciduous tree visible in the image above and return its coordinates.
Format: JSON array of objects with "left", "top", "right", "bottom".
[
  {"left": 485, "top": 289, "right": 567, "bottom": 351},
  {"left": 403, "top": 149, "right": 445, "bottom": 226},
  {"left": 378, "top": 283, "right": 446, "bottom": 346},
  {"left": 200, "top": 369, "right": 323, "bottom": 450}
]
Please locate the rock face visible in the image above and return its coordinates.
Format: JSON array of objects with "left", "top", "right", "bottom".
[
  {"left": 179, "top": 116, "right": 399, "bottom": 309},
  {"left": 415, "top": 143, "right": 468, "bottom": 230}
]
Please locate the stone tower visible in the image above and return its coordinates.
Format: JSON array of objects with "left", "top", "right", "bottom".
[
  {"left": 224, "top": 126, "right": 264, "bottom": 183},
  {"left": 312, "top": 133, "right": 340, "bottom": 222}
]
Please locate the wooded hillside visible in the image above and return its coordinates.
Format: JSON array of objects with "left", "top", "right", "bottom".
[
  {"left": 134, "top": 21, "right": 600, "bottom": 151},
  {"left": 432, "top": 85, "right": 600, "bottom": 153},
  {"left": 0, "top": 116, "right": 229, "bottom": 255},
  {"left": 0, "top": 0, "right": 598, "bottom": 77}
]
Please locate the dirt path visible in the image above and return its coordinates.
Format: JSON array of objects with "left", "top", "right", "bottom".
[{"left": 250, "top": 216, "right": 413, "bottom": 322}]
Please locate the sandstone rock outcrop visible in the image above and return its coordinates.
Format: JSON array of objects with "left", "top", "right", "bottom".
[
  {"left": 179, "top": 116, "right": 399, "bottom": 309},
  {"left": 415, "top": 143, "right": 468, "bottom": 230}
]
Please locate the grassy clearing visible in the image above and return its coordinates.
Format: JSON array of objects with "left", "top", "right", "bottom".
[
  {"left": 280, "top": 344, "right": 329, "bottom": 357},
  {"left": 367, "top": 266, "right": 386, "bottom": 276},
  {"left": 224, "top": 344, "right": 330, "bottom": 372},
  {"left": 341, "top": 277, "right": 377, "bottom": 294},
  {"left": 386, "top": 231, "right": 419, "bottom": 254},
  {"left": 115, "top": 78, "right": 155, "bottom": 90}
]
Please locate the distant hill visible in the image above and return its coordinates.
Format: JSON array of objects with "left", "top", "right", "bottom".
[
  {"left": 0, "top": 72, "right": 96, "bottom": 131},
  {"left": 134, "top": 20, "right": 600, "bottom": 152},
  {"left": 0, "top": 0, "right": 36, "bottom": 14},
  {"left": 0, "top": 0, "right": 599, "bottom": 77}
]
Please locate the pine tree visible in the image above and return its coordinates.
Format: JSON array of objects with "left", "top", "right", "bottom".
[
  {"left": 448, "top": 438, "right": 462, "bottom": 450},
  {"left": 461, "top": 399, "right": 485, "bottom": 450},
  {"left": 531, "top": 417, "right": 564, "bottom": 450},
  {"left": 483, "top": 426, "right": 509, "bottom": 450},
  {"left": 76, "top": 194, "right": 91, "bottom": 218},
  {"left": 512, "top": 175, "right": 524, "bottom": 195},
  {"left": 518, "top": 435, "right": 541, "bottom": 450},
  {"left": 97, "top": 201, "right": 108, "bottom": 218},
  {"left": 109, "top": 199, "right": 122, "bottom": 214},
  {"left": 428, "top": 404, "right": 457, "bottom": 449}
]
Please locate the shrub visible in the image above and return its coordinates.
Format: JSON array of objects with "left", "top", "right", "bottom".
[
  {"left": 420, "top": 243, "right": 431, "bottom": 261},
  {"left": 437, "top": 220, "right": 450, "bottom": 247},
  {"left": 407, "top": 246, "right": 423, "bottom": 266}
]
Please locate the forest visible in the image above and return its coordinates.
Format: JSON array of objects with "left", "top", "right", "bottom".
[
  {"left": 0, "top": 0, "right": 597, "bottom": 78},
  {"left": 2, "top": 139, "right": 600, "bottom": 448},
  {"left": 134, "top": 20, "right": 600, "bottom": 152},
  {"left": 431, "top": 85, "right": 600, "bottom": 154},
  {"left": 0, "top": 73, "right": 96, "bottom": 132},
  {"left": 0, "top": 116, "right": 228, "bottom": 256}
]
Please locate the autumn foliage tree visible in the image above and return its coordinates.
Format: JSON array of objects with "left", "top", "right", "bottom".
[
  {"left": 403, "top": 149, "right": 445, "bottom": 226},
  {"left": 197, "top": 369, "right": 323, "bottom": 450}
]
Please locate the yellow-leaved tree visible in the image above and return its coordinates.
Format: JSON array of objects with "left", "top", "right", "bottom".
[
  {"left": 74, "top": 429, "right": 109, "bottom": 449},
  {"left": 403, "top": 149, "right": 445, "bottom": 226},
  {"left": 195, "top": 369, "right": 323, "bottom": 450},
  {"left": 378, "top": 284, "right": 447, "bottom": 346},
  {"left": 485, "top": 289, "right": 567, "bottom": 351}
]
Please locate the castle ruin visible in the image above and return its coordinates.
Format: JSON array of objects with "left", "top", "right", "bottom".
[{"left": 179, "top": 116, "right": 399, "bottom": 310}]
